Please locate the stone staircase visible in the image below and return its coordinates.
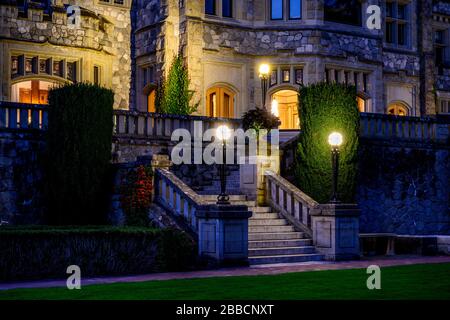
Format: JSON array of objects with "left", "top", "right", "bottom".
[{"left": 202, "top": 195, "right": 323, "bottom": 265}]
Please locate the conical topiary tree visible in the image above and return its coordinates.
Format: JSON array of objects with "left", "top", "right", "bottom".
[
  {"left": 295, "top": 83, "right": 360, "bottom": 203},
  {"left": 161, "top": 54, "right": 199, "bottom": 115}
]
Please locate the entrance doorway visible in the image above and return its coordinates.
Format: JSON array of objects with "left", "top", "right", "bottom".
[{"left": 271, "top": 89, "right": 299, "bottom": 130}]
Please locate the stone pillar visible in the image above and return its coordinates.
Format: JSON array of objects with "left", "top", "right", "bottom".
[
  {"left": 196, "top": 204, "right": 252, "bottom": 265},
  {"left": 151, "top": 154, "right": 172, "bottom": 171},
  {"left": 310, "top": 204, "right": 361, "bottom": 261},
  {"left": 240, "top": 135, "right": 280, "bottom": 206},
  {"left": 151, "top": 154, "right": 172, "bottom": 201}
]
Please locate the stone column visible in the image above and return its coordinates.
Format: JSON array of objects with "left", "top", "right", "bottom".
[
  {"left": 240, "top": 133, "right": 280, "bottom": 205},
  {"left": 310, "top": 203, "right": 361, "bottom": 261},
  {"left": 196, "top": 204, "right": 252, "bottom": 266},
  {"left": 151, "top": 154, "right": 172, "bottom": 201}
]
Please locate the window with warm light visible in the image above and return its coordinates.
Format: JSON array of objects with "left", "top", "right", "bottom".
[
  {"left": 206, "top": 86, "right": 235, "bottom": 118},
  {"left": 387, "top": 102, "right": 409, "bottom": 116}
]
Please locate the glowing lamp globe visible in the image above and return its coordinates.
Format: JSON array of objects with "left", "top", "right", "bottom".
[
  {"left": 216, "top": 125, "right": 232, "bottom": 141},
  {"left": 259, "top": 64, "right": 270, "bottom": 77},
  {"left": 328, "top": 132, "right": 343, "bottom": 147}
]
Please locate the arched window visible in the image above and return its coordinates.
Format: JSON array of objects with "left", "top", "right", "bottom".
[
  {"left": 206, "top": 86, "right": 235, "bottom": 118},
  {"left": 11, "top": 80, "right": 58, "bottom": 104},
  {"left": 324, "top": 0, "right": 362, "bottom": 26},
  {"left": 387, "top": 102, "right": 409, "bottom": 116},
  {"left": 143, "top": 83, "right": 157, "bottom": 113}
]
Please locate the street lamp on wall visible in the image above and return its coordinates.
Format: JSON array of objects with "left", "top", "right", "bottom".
[
  {"left": 259, "top": 63, "right": 270, "bottom": 109},
  {"left": 328, "top": 132, "right": 343, "bottom": 204},
  {"left": 216, "top": 124, "right": 232, "bottom": 205}
]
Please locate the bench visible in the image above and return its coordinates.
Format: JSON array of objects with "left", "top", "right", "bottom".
[{"left": 360, "top": 233, "right": 397, "bottom": 256}]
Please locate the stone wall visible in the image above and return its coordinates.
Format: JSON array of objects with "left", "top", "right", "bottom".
[
  {"left": 0, "top": 131, "right": 45, "bottom": 224},
  {"left": 0, "top": 1, "right": 131, "bottom": 109},
  {"left": 357, "top": 141, "right": 450, "bottom": 235}
]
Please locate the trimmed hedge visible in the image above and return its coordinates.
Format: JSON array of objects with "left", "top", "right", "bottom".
[
  {"left": 0, "top": 226, "right": 196, "bottom": 281},
  {"left": 296, "top": 83, "right": 360, "bottom": 203},
  {"left": 46, "top": 83, "right": 114, "bottom": 225}
]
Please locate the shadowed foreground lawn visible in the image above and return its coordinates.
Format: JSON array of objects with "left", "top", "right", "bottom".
[{"left": 1, "top": 263, "right": 449, "bottom": 300}]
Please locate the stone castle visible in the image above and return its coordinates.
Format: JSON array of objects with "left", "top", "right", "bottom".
[{"left": 1, "top": 0, "right": 449, "bottom": 129}]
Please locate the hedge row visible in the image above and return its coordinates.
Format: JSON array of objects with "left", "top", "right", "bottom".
[{"left": 0, "top": 226, "right": 196, "bottom": 281}]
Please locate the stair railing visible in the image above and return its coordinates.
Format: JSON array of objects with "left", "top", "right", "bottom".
[
  {"left": 154, "top": 168, "right": 210, "bottom": 233},
  {"left": 265, "top": 170, "right": 319, "bottom": 237}
]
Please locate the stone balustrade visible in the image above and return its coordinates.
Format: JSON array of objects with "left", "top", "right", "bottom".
[
  {"left": 113, "top": 110, "right": 242, "bottom": 140},
  {"left": 154, "top": 167, "right": 252, "bottom": 264},
  {"left": 1, "top": 102, "right": 448, "bottom": 145},
  {"left": 154, "top": 168, "right": 206, "bottom": 232},
  {"left": 0, "top": 101, "right": 48, "bottom": 130},
  {"left": 265, "top": 170, "right": 361, "bottom": 260},
  {"left": 265, "top": 170, "right": 318, "bottom": 237},
  {"left": 360, "top": 112, "right": 449, "bottom": 143}
]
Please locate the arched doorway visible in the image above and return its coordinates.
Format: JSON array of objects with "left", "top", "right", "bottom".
[
  {"left": 206, "top": 86, "right": 235, "bottom": 118},
  {"left": 387, "top": 101, "right": 409, "bottom": 116},
  {"left": 270, "top": 89, "right": 299, "bottom": 130}
]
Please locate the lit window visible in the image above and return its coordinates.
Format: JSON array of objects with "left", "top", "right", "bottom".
[
  {"left": 387, "top": 102, "right": 409, "bottom": 116},
  {"left": 206, "top": 86, "right": 235, "bottom": 118},
  {"left": 282, "top": 69, "right": 290, "bottom": 83},
  {"left": 53, "top": 60, "right": 62, "bottom": 77},
  {"left": 11, "top": 56, "right": 19, "bottom": 75},
  {"left": 270, "top": 70, "right": 278, "bottom": 87}
]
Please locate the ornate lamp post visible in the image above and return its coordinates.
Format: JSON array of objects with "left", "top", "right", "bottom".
[
  {"left": 216, "top": 124, "right": 232, "bottom": 205},
  {"left": 259, "top": 63, "right": 270, "bottom": 109},
  {"left": 328, "top": 132, "right": 343, "bottom": 203}
]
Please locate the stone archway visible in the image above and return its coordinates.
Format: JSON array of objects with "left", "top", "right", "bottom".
[{"left": 270, "top": 89, "right": 299, "bottom": 130}]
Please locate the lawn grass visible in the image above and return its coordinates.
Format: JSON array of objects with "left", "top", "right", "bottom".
[{"left": 1, "top": 263, "right": 449, "bottom": 300}]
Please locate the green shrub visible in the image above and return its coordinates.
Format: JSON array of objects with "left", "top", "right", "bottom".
[
  {"left": 160, "top": 54, "right": 199, "bottom": 115},
  {"left": 0, "top": 226, "right": 196, "bottom": 281},
  {"left": 46, "top": 83, "right": 114, "bottom": 225},
  {"left": 295, "top": 83, "right": 359, "bottom": 203},
  {"left": 157, "top": 228, "right": 197, "bottom": 271}
]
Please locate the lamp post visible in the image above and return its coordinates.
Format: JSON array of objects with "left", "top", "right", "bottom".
[
  {"left": 328, "top": 132, "right": 343, "bottom": 203},
  {"left": 259, "top": 63, "right": 270, "bottom": 109},
  {"left": 216, "top": 125, "right": 232, "bottom": 205}
]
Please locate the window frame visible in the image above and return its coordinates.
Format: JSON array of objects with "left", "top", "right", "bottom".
[
  {"left": 384, "top": 0, "right": 411, "bottom": 48},
  {"left": 288, "top": 0, "right": 302, "bottom": 20},
  {"left": 270, "top": 0, "right": 284, "bottom": 21}
]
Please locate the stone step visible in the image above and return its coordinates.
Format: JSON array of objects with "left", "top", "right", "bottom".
[
  {"left": 248, "top": 239, "right": 313, "bottom": 249},
  {"left": 249, "top": 225, "right": 295, "bottom": 233},
  {"left": 248, "top": 231, "right": 305, "bottom": 241},
  {"left": 249, "top": 253, "right": 324, "bottom": 265},
  {"left": 249, "top": 213, "right": 280, "bottom": 220},
  {"left": 249, "top": 207, "right": 272, "bottom": 213},
  {"left": 249, "top": 246, "right": 316, "bottom": 257},
  {"left": 201, "top": 195, "right": 247, "bottom": 201},
  {"left": 249, "top": 219, "right": 287, "bottom": 226}
]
